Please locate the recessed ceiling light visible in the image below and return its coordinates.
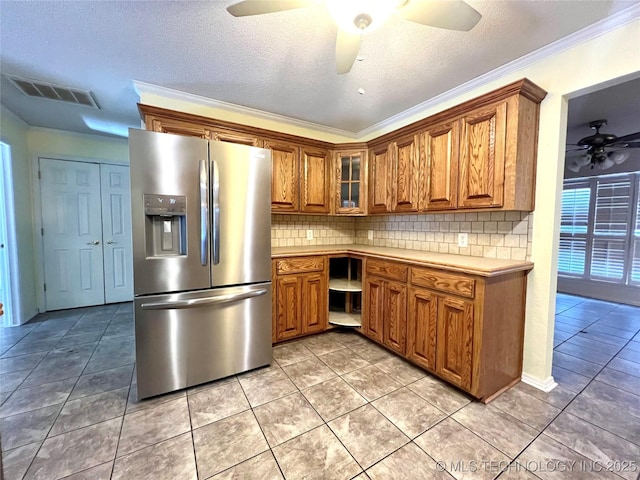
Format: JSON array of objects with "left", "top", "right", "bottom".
[{"left": 358, "top": 87, "right": 365, "bottom": 95}]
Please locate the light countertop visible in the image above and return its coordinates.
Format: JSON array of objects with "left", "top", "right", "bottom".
[{"left": 271, "top": 244, "right": 533, "bottom": 277}]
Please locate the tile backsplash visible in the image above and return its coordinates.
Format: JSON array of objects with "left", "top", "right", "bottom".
[
  {"left": 355, "top": 211, "right": 532, "bottom": 261},
  {"left": 271, "top": 215, "right": 355, "bottom": 247},
  {"left": 272, "top": 211, "right": 533, "bottom": 261}
]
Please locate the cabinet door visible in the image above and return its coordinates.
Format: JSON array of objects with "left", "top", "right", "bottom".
[
  {"left": 213, "top": 129, "right": 262, "bottom": 147},
  {"left": 302, "top": 273, "right": 328, "bottom": 334},
  {"left": 300, "top": 147, "right": 330, "bottom": 214},
  {"left": 383, "top": 280, "right": 407, "bottom": 355},
  {"left": 393, "top": 134, "right": 420, "bottom": 213},
  {"left": 459, "top": 102, "right": 507, "bottom": 208},
  {"left": 423, "top": 121, "right": 459, "bottom": 210},
  {"left": 266, "top": 141, "right": 299, "bottom": 212},
  {"left": 147, "top": 117, "right": 212, "bottom": 139},
  {"left": 407, "top": 288, "right": 438, "bottom": 371},
  {"left": 363, "top": 276, "right": 384, "bottom": 342},
  {"left": 368, "top": 145, "right": 392, "bottom": 213},
  {"left": 276, "top": 275, "right": 303, "bottom": 340},
  {"left": 335, "top": 150, "right": 366, "bottom": 215},
  {"left": 436, "top": 296, "right": 474, "bottom": 390}
]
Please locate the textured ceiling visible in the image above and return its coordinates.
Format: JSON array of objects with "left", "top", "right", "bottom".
[{"left": 0, "top": 0, "right": 637, "bottom": 138}]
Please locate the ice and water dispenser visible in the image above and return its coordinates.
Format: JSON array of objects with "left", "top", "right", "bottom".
[{"left": 144, "top": 194, "right": 187, "bottom": 257}]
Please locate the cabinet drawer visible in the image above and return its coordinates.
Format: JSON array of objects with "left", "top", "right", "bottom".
[
  {"left": 366, "top": 259, "right": 408, "bottom": 282},
  {"left": 410, "top": 268, "right": 475, "bottom": 299},
  {"left": 276, "top": 256, "right": 325, "bottom": 275}
]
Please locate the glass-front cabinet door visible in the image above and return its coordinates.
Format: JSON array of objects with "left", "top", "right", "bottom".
[{"left": 335, "top": 150, "right": 367, "bottom": 215}]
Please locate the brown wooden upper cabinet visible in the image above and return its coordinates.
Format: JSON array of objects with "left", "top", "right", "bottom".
[
  {"left": 421, "top": 121, "right": 459, "bottom": 211},
  {"left": 147, "top": 116, "right": 213, "bottom": 139},
  {"left": 300, "top": 147, "right": 331, "bottom": 214},
  {"left": 369, "top": 134, "right": 420, "bottom": 214},
  {"left": 458, "top": 101, "right": 507, "bottom": 209},
  {"left": 212, "top": 128, "right": 263, "bottom": 147},
  {"left": 392, "top": 133, "right": 420, "bottom": 213},
  {"left": 265, "top": 140, "right": 299, "bottom": 213},
  {"left": 368, "top": 144, "right": 392, "bottom": 214},
  {"left": 335, "top": 150, "right": 367, "bottom": 215}
]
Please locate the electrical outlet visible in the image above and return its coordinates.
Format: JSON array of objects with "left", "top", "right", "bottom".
[
  {"left": 306, "top": 229, "right": 313, "bottom": 240},
  {"left": 368, "top": 230, "right": 374, "bottom": 240},
  {"left": 458, "top": 233, "right": 468, "bottom": 248}
]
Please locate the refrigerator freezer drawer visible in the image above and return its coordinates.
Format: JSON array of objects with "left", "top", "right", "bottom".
[{"left": 134, "top": 282, "right": 272, "bottom": 400}]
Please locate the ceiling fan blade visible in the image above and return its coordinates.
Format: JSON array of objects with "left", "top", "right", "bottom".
[
  {"left": 227, "top": 0, "right": 313, "bottom": 17},
  {"left": 608, "top": 131, "right": 640, "bottom": 144},
  {"left": 621, "top": 142, "right": 640, "bottom": 148},
  {"left": 397, "top": 0, "right": 481, "bottom": 31},
  {"left": 336, "top": 29, "right": 362, "bottom": 74}
]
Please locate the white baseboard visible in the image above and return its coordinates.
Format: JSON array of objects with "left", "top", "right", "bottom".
[{"left": 521, "top": 373, "right": 558, "bottom": 392}]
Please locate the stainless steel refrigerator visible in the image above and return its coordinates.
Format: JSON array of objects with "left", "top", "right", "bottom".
[{"left": 129, "top": 129, "right": 272, "bottom": 399}]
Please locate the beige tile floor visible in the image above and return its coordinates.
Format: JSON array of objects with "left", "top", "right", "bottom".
[{"left": 1, "top": 294, "right": 639, "bottom": 479}]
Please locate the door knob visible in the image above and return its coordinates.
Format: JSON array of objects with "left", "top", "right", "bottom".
[
  {"left": 86, "top": 240, "right": 100, "bottom": 245},
  {"left": 106, "top": 240, "right": 117, "bottom": 244}
]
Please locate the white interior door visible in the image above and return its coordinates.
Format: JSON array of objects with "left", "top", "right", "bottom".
[
  {"left": 100, "top": 164, "right": 133, "bottom": 303},
  {"left": 40, "top": 158, "right": 105, "bottom": 310},
  {"left": 0, "top": 144, "right": 12, "bottom": 325}
]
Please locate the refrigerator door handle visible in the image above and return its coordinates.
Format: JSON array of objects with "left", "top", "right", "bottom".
[
  {"left": 199, "top": 159, "right": 209, "bottom": 266},
  {"left": 212, "top": 159, "right": 220, "bottom": 265},
  {"left": 140, "top": 287, "right": 268, "bottom": 310}
]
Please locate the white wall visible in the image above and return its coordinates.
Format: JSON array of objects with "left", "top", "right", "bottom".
[
  {"left": 27, "top": 127, "right": 129, "bottom": 164},
  {"left": 0, "top": 116, "right": 131, "bottom": 322},
  {"left": 0, "top": 107, "right": 38, "bottom": 323}
]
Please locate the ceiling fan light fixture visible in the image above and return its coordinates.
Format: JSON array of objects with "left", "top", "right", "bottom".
[
  {"left": 598, "top": 157, "right": 615, "bottom": 170},
  {"left": 327, "top": 0, "right": 400, "bottom": 34},
  {"left": 567, "top": 160, "right": 582, "bottom": 173},
  {"left": 609, "top": 151, "right": 630, "bottom": 165},
  {"left": 576, "top": 153, "right": 592, "bottom": 167}
]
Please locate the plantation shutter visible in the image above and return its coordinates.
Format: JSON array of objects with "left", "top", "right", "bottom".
[
  {"left": 558, "top": 185, "right": 590, "bottom": 276},
  {"left": 590, "top": 178, "right": 631, "bottom": 281}
]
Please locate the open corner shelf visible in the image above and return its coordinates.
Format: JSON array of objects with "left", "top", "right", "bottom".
[
  {"left": 329, "top": 278, "right": 362, "bottom": 293},
  {"left": 329, "top": 311, "right": 362, "bottom": 328}
]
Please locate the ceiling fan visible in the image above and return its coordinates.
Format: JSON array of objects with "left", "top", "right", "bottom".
[
  {"left": 565, "top": 119, "right": 640, "bottom": 173},
  {"left": 226, "top": 0, "right": 482, "bottom": 74}
]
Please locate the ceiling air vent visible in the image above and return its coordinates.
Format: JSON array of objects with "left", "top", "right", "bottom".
[{"left": 6, "top": 75, "right": 100, "bottom": 109}]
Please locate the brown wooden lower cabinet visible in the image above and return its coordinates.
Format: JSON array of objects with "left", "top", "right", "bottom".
[
  {"left": 273, "top": 257, "right": 328, "bottom": 342},
  {"left": 406, "top": 287, "right": 437, "bottom": 371},
  {"left": 435, "top": 295, "right": 474, "bottom": 391},
  {"left": 364, "top": 260, "right": 528, "bottom": 402}
]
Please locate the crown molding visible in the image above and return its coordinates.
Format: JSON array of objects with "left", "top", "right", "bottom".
[
  {"left": 356, "top": 3, "right": 640, "bottom": 139},
  {"left": 133, "top": 81, "right": 357, "bottom": 140}
]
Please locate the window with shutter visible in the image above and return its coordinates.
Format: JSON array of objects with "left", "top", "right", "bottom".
[
  {"left": 631, "top": 177, "right": 640, "bottom": 285},
  {"left": 560, "top": 172, "right": 640, "bottom": 287},
  {"left": 559, "top": 184, "right": 590, "bottom": 276}
]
